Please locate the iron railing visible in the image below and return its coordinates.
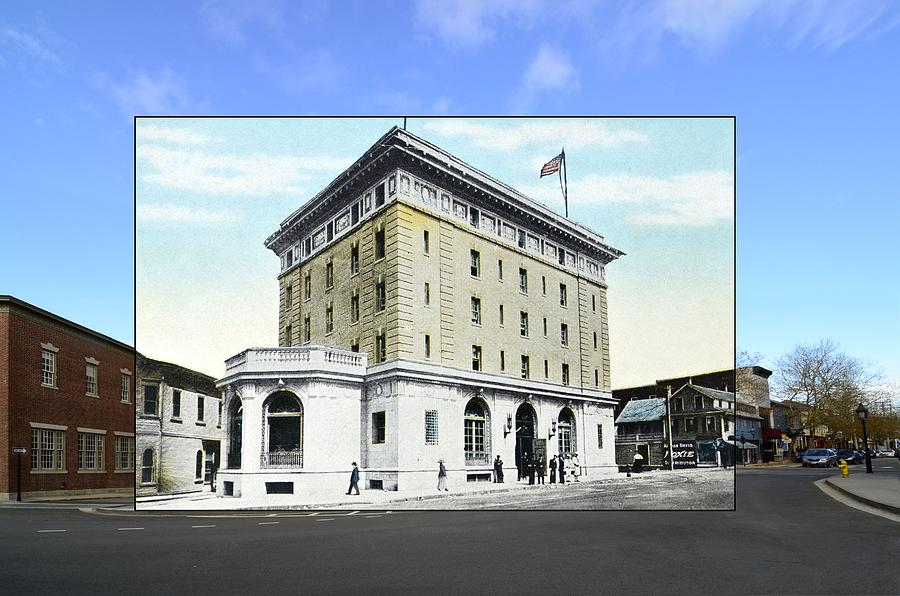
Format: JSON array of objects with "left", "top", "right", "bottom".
[{"left": 260, "top": 450, "right": 303, "bottom": 468}]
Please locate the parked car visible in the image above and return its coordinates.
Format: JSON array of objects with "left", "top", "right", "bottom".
[
  {"left": 801, "top": 448, "right": 838, "bottom": 467},
  {"left": 875, "top": 448, "right": 895, "bottom": 457},
  {"left": 835, "top": 449, "right": 862, "bottom": 464},
  {"left": 793, "top": 449, "right": 807, "bottom": 462}
]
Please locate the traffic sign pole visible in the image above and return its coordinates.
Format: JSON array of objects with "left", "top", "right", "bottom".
[{"left": 12, "top": 447, "right": 27, "bottom": 502}]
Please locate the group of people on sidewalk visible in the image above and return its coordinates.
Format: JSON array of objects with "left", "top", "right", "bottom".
[{"left": 493, "top": 453, "right": 582, "bottom": 486}]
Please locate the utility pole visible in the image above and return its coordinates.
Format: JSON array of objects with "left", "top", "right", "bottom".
[{"left": 666, "top": 385, "right": 674, "bottom": 471}]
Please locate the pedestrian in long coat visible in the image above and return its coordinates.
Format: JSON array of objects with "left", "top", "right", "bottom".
[
  {"left": 437, "top": 459, "right": 448, "bottom": 491},
  {"left": 526, "top": 453, "right": 535, "bottom": 485},
  {"left": 536, "top": 455, "right": 546, "bottom": 484},
  {"left": 346, "top": 462, "right": 360, "bottom": 495},
  {"left": 493, "top": 455, "right": 504, "bottom": 483},
  {"left": 558, "top": 454, "right": 566, "bottom": 484},
  {"left": 549, "top": 455, "right": 557, "bottom": 484}
]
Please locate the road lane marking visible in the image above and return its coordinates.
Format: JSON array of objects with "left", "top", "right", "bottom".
[
  {"left": 117, "top": 527, "right": 144, "bottom": 531},
  {"left": 308, "top": 512, "right": 320, "bottom": 516},
  {"left": 347, "top": 510, "right": 358, "bottom": 515},
  {"left": 37, "top": 529, "right": 66, "bottom": 533},
  {"left": 316, "top": 518, "right": 334, "bottom": 521},
  {"left": 257, "top": 521, "right": 280, "bottom": 525},
  {"left": 191, "top": 525, "right": 216, "bottom": 528},
  {"left": 364, "top": 515, "right": 383, "bottom": 518}
]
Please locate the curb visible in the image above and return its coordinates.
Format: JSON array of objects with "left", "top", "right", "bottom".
[{"left": 824, "top": 478, "right": 900, "bottom": 516}]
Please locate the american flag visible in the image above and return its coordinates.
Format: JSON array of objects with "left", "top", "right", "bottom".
[{"left": 540, "top": 153, "right": 564, "bottom": 177}]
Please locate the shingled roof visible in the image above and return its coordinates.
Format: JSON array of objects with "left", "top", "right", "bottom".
[
  {"left": 615, "top": 398, "right": 667, "bottom": 424},
  {"left": 136, "top": 352, "right": 219, "bottom": 397}
]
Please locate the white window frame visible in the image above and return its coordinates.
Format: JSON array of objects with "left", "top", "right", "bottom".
[
  {"left": 120, "top": 369, "right": 131, "bottom": 403},
  {"left": 85, "top": 358, "right": 99, "bottom": 397},
  {"left": 30, "top": 424, "right": 66, "bottom": 473},
  {"left": 77, "top": 429, "right": 106, "bottom": 472},
  {"left": 114, "top": 432, "right": 135, "bottom": 472},
  {"left": 41, "top": 343, "right": 58, "bottom": 388},
  {"left": 425, "top": 410, "right": 439, "bottom": 445}
]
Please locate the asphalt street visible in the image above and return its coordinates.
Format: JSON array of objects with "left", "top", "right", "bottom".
[{"left": 1, "top": 462, "right": 898, "bottom": 595}]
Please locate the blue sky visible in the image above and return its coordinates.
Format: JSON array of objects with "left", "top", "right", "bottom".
[{"left": 2, "top": 1, "right": 899, "bottom": 387}]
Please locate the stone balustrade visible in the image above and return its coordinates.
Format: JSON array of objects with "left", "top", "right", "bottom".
[{"left": 223, "top": 345, "right": 367, "bottom": 377}]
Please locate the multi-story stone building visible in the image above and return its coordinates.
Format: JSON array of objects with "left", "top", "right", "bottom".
[
  {"left": 215, "top": 127, "right": 624, "bottom": 498},
  {"left": 136, "top": 353, "right": 222, "bottom": 497},
  {"left": 0, "top": 296, "right": 134, "bottom": 500}
]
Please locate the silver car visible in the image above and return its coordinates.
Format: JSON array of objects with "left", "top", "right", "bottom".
[{"left": 801, "top": 448, "right": 838, "bottom": 467}]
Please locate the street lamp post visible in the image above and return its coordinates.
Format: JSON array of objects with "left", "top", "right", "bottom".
[
  {"left": 741, "top": 433, "right": 747, "bottom": 466},
  {"left": 856, "top": 403, "right": 873, "bottom": 474}
]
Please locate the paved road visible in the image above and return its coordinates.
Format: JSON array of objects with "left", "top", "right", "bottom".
[{"left": 0, "top": 464, "right": 897, "bottom": 595}]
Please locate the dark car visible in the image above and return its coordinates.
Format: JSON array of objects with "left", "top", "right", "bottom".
[
  {"left": 801, "top": 448, "right": 838, "bottom": 467},
  {"left": 835, "top": 449, "right": 862, "bottom": 464}
]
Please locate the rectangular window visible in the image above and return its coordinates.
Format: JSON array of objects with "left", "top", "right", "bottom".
[
  {"left": 593, "top": 332, "right": 598, "bottom": 350},
  {"left": 520, "top": 311, "right": 529, "bottom": 337},
  {"left": 425, "top": 410, "right": 439, "bottom": 445},
  {"left": 424, "top": 282, "right": 431, "bottom": 306},
  {"left": 350, "top": 339, "right": 359, "bottom": 353},
  {"left": 542, "top": 275, "right": 546, "bottom": 295},
  {"left": 521, "top": 355, "right": 530, "bottom": 379},
  {"left": 595, "top": 369, "right": 599, "bottom": 387},
  {"left": 32, "top": 428, "right": 65, "bottom": 471},
  {"left": 706, "top": 416, "right": 716, "bottom": 433},
  {"left": 197, "top": 396, "right": 205, "bottom": 422},
  {"left": 304, "top": 273, "right": 311, "bottom": 300},
  {"left": 592, "top": 294, "right": 596, "bottom": 312},
  {"left": 303, "top": 315, "right": 311, "bottom": 342},
  {"left": 471, "top": 297, "right": 481, "bottom": 325},
  {"left": 120, "top": 373, "right": 131, "bottom": 403},
  {"left": 351, "top": 293, "right": 360, "bottom": 322},
  {"left": 326, "top": 304, "right": 334, "bottom": 334},
  {"left": 376, "top": 332, "right": 386, "bottom": 363},
  {"left": 424, "top": 334, "right": 431, "bottom": 359},
  {"left": 695, "top": 395, "right": 703, "bottom": 410},
  {"left": 172, "top": 390, "right": 182, "bottom": 419},
  {"left": 351, "top": 202, "right": 360, "bottom": 225},
  {"left": 327, "top": 221, "right": 334, "bottom": 242},
  {"left": 517, "top": 229, "right": 526, "bottom": 248},
  {"left": 562, "top": 363, "right": 570, "bottom": 386},
  {"left": 116, "top": 435, "right": 135, "bottom": 471},
  {"left": 85, "top": 363, "right": 98, "bottom": 396},
  {"left": 597, "top": 424, "right": 603, "bottom": 448},
  {"left": 285, "top": 284, "right": 293, "bottom": 310},
  {"left": 498, "top": 259, "right": 503, "bottom": 280},
  {"left": 499, "top": 305, "right": 504, "bottom": 326},
  {"left": 77, "top": 432, "right": 104, "bottom": 471},
  {"left": 500, "top": 350, "right": 505, "bottom": 371},
  {"left": 325, "top": 262, "right": 334, "bottom": 289},
  {"left": 560, "top": 283, "right": 568, "bottom": 307},
  {"left": 674, "top": 398, "right": 683, "bottom": 412},
  {"left": 42, "top": 350, "right": 56, "bottom": 386},
  {"left": 519, "top": 268, "right": 528, "bottom": 293},
  {"left": 351, "top": 244, "right": 359, "bottom": 274},
  {"left": 218, "top": 401, "right": 223, "bottom": 427},
  {"left": 372, "top": 411, "right": 386, "bottom": 444},
  {"left": 285, "top": 324, "right": 292, "bottom": 346},
  {"left": 423, "top": 230, "right": 430, "bottom": 254},
  {"left": 469, "top": 207, "right": 479, "bottom": 227},
  {"left": 673, "top": 419, "right": 680, "bottom": 435},
  {"left": 558, "top": 247, "right": 566, "bottom": 266},
  {"left": 375, "top": 229, "right": 385, "bottom": 260},
  {"left": 470, "top": 249, "right": 480, "bottom": 277},
  {"left": 376, "top": 280, "right": 386, "bottom": 312},
  {"left": 544, "top": 359, "right": 549, "bottom": 379},
  {"left": 560, "top": 323, "right": 569, "bottom": 347},
  {"left": 375, "top": 184, "right": 385, "bottom": 207},
  {"left": 143, "top": 385, "right": 158, "bottom": 416},
  {"left": 543, "top": 317, "right": 548, "bottom": 336},
  {"left": 686, "top": 417, "right": 696, "bottom": 432},
  {"left": 472, "top": 345, "right": 482, "bottom": 371}
]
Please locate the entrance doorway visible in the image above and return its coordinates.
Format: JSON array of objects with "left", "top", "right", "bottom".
[
  {"left": 636, "top": 444, "right": 650, "bottom": 468},
  {"left": 227, "top": 398, "right": 242, "bottom": 469},
  {"left": 515, "top": 403, "right": 536, "bottom": 480}
]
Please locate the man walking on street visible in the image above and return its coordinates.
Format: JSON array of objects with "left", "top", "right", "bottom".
[
  {"left": 347, "top": 462, "right": 360, "bottom": 495},
  {"left": 549, "top": 455, "right": 557, "bottom": 484}
]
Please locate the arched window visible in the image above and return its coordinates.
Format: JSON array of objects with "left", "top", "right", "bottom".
[
  {"left": 558, "top": 408, "right": 576, "bottom": 456},
  {"left": 464, "top": 398, "right": 490, "bottom": 465},
  {"left": 227, "top": 397, "right": 243, "bottom": 469},
  {"left": 141, "top": 448, "right": 154, "bottom": 483},
  {"left": 263, "top": 391, "right": 303, "bottom": 468},
  {"left": 195, "top": 450, "right": 203, "bottom": 480}
]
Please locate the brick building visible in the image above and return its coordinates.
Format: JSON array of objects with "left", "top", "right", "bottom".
[
  {"left": 0, "top": 296, "right": 134, "bottom": 500},
  {"left": 214, "top": 126, "right": 624, "bottom": 498},
  {"left": 136, "top": 353, "right": 222, "bottom": 497}
]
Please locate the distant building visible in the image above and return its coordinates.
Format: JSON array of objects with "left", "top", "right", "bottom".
[
  {"left": 136, "top": 354, "right": 222, "bottom": 497},
  {"left": 216, "top": 127, "right": 625, "bottom": 498},
  {"left": 0, "top": 296, "right": 134, "bottom": 500}
]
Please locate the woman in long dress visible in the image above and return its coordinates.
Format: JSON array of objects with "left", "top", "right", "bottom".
[{"left": 437, "top": 459, "right": 448, "bottom": 491}]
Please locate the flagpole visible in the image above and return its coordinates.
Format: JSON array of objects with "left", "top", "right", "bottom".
[{"left": 560, "top": 148, "right": 568, "bottom": 218}]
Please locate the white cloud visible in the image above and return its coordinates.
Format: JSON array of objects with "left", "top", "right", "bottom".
[
  {"left": 138, "top": 144, "right": 351, "bottom": 196},
  {"left": 138, "top": 202, "right": 238, "bottom": 225},
  {"left": 413, "top": 0, "right": 543, "bottom": 49},
  {"left": 423, "top": 119, "right": 646, "bottom": 151},
  {"left": 510, "top": 43, "right": 580, "bottom": 112},
  {"left": 0, "top": 27, "right": 61, "bottom": 67},
  {"left": 138, "top": 125, "right": 219, "bottom": 145},
  {"left": 253, "top": 49, "right": 343, "bottom": 93},
  {"left": 518, "top": 170, "right": 734, "bottom": 226},
  {"left": 95, "top": 68, "right": 202, "bottom": 116},
  {"left": 199, "top": 0, "right": 287, "bottom": 44}
]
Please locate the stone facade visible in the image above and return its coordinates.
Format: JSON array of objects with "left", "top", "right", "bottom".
[
  {"left": 136, "top": 354, "right": 222, "bottom": 497},
  {"left": 216, "top": 127, "right": 623, "bottom": 499},
  {"left": 0, "top": 296, "right": 134, "bottom": 500}
]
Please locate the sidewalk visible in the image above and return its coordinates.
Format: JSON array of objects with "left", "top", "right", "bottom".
[
  {"left": 131, "top": 467, "right": 730, "bottom": 512},
  {"left": 825, "top": 473, "right": 900, "bottom": 516}
]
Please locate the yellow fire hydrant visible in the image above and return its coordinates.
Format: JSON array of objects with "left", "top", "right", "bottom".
[{"left": 838, "top": 459, "right": 849, "bottom": 478}]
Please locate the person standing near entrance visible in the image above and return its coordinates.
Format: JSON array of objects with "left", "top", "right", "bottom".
[
  {"left": 494, "top": 455, "right": 504, "bottom": 483},
  {"left": 572, "top": 453, "right": 580, "bottom": 482},
  {"left": 536, "top": 454, "right": 546, "bottom": 485},
  {"left": 558, "top": 453, "right": 566, "bottom": 484},
  {"left": 549, "top": 455, "right": 557, "bottom": 484},
  {"left": 525, "top": 452, "right": 535, "bottom": 485},
  {"left": 632, "top": 451, "right": 644, "bottom": 473},
  {"left": 346, "top": 462, "right": 360, "bottom": 495},
  {"left": 437, "top": 459, "right": 448, "bottom": 491}
]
